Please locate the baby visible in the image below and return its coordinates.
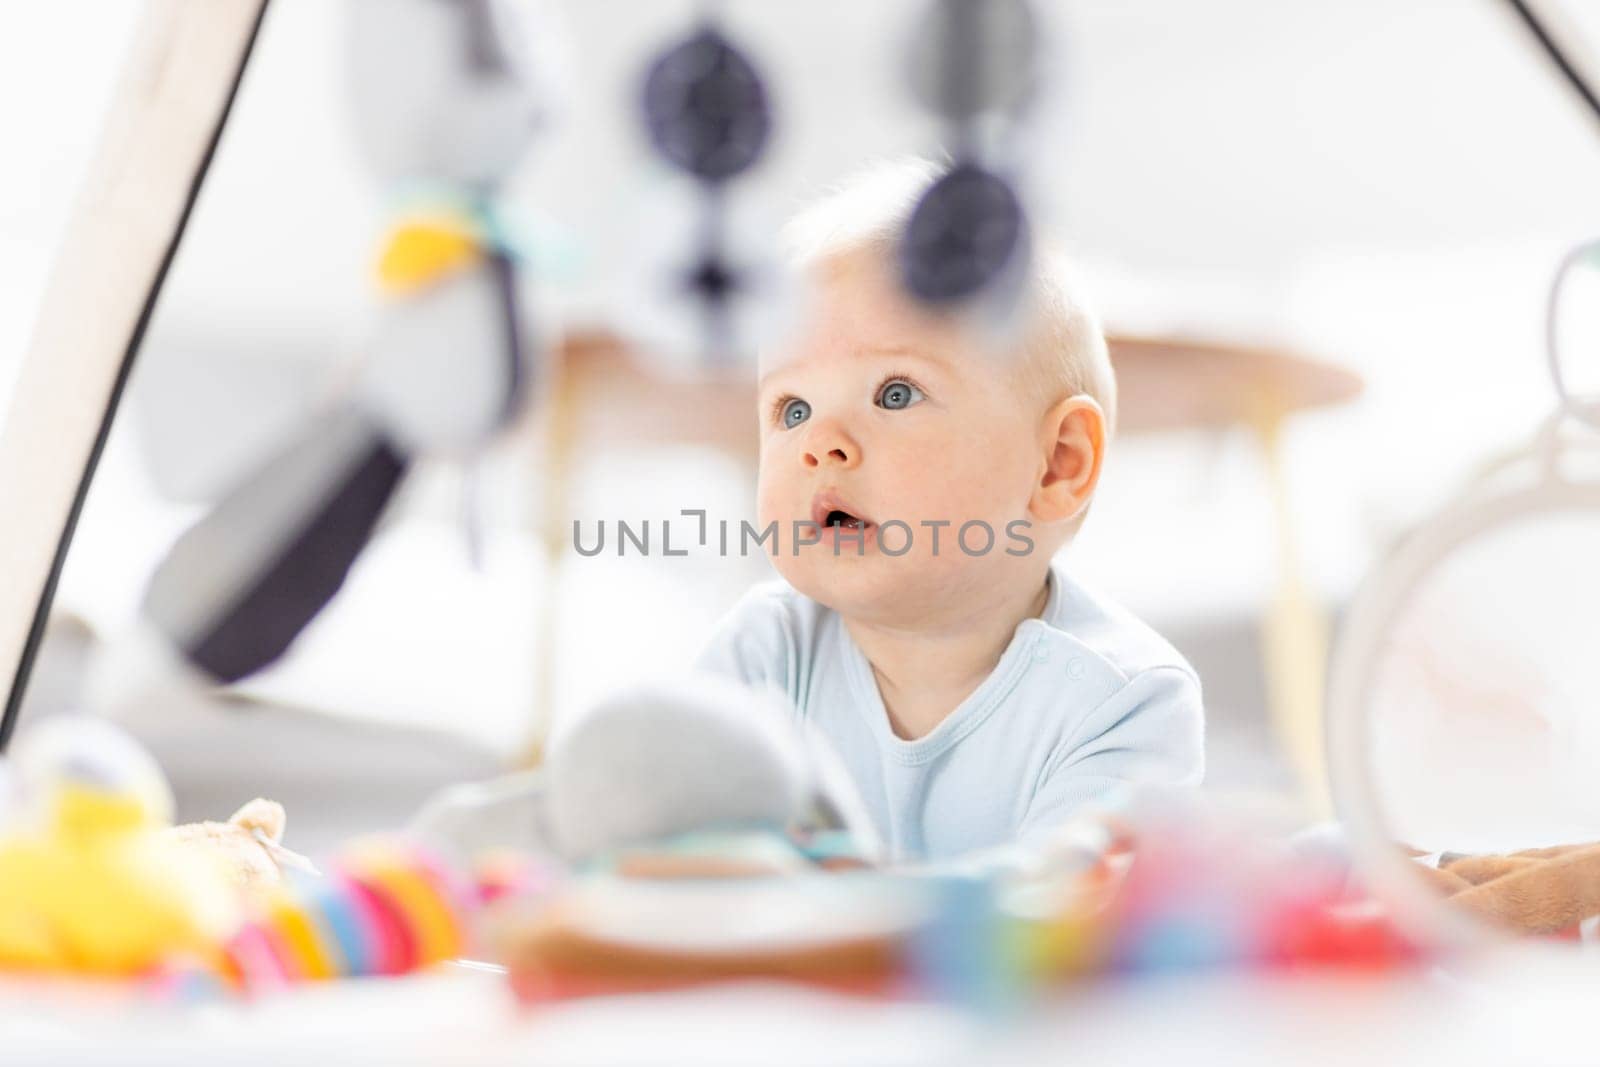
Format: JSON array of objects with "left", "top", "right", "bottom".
[{"left": 696, "top": 159, "right": 1204, "bottom": 861}]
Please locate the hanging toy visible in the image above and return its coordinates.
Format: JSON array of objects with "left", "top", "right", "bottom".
[
  {"left": 640, "top": 14, "right": 772, "bottom": 362},
  {"left": 132, "top": 0, "right": 561, "bottom": 686},
  {"left": 900, "top": 0, "right": 1040, "bottom": 308}
]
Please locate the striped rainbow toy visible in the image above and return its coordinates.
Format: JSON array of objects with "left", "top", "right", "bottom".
[{"left": 217, "top": 840, "right": 476, "bottom": 991}]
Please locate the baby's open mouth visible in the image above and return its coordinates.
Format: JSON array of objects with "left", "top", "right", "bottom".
[{"left": 810, "top": 493, "right": 877, "bottom": 544}]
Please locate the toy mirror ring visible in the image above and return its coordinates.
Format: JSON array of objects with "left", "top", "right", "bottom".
[
  {"left": 899, "top": 162, "right": 1026, "bottom": 305},
  {"left": 1547, "top": 238, "right": 1600, "bottom": 430},
  {"left": 641, "top": 27, "right": 771, "bottom": 183},
  {"left": 907, "top": 0, "right": 1039, "bottom": 121},
  {"left": 1327, "top": 458, "right": 1600, "bottom": 953}
]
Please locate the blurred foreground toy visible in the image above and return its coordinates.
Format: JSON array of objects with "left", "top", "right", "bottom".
[
  {"left": 412, "top": 675, "right": 883, "bottom": 870},
  {"left": 408, "top": 674, "right": 915, "bottom": 996},
  {"left": 163, "top": 797, "right": 313, "bottom": 905},
  {"left": 497, "top": 795, "right": 1427, "bottom": 1009},
  {"left": 420, "top": 682, "right": 1427, "bottom": 1006},
  {"left": 165, "top": 840, "right": 560, "bottom": 995},
  {"left": 1098, "top": 804, "right": 1419, "bottom": 976},
  {"left": 501, "top": 873, "right": 928, "bottom": 1002},
  {"left": 219, "top": 839, "right": 479, "bottom": 991},
  {"left": 546, "top": 675, "right": 882, "bottom": 867},
  {"left": 1401, "top": 840, "right": 1600, "bottom": 940},
  {"left": 397, "top": 674, "right": 890, "bottom": 998},
  {"left": 428, "top": 684, "right": 1427, "bottom": 1006},
  {"left": 0, "top": 717, "right": 303, "bottom": 976}
]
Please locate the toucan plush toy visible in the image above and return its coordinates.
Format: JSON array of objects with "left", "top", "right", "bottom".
[{"left": 139, "top": 0, "right": 557, "bottom": 686}]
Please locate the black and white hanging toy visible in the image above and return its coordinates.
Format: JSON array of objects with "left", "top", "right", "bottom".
[
  {"left": 640, "top": 12, "right": 772, "bottom": 362},
  {"left": 901, "top": 0, "right": 1040, "bottom": 309},
  {"left": 135, "top": 0, "right": 558, "bottom": 686}
]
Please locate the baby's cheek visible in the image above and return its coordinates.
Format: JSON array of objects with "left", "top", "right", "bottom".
[
  {"left": 754, "top": 455, "right": 787, "bottom": 524},
  {"left": 959, "top": 431, "right": 1039, "bottom": 512},
  {"left": 755, "top": 491, "right": 782, "bottom": 532},
  {"left": 895, "top": 440, "right": 1026, "bottom": 523}
]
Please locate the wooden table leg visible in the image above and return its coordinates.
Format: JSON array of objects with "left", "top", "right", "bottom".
[{"left": 1251, "top": 403, "right": 1333, "bottom": 816}]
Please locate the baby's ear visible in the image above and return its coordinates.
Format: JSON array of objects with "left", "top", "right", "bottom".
[{"left": 1029, "top": 394, "right": 1107, "bottom": 525}]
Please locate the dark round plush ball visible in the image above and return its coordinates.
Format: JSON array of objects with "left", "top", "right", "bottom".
[
  {"left": 899, "top": 162, "right": 1027, "bottom": 305},
  {"left": 641, "top": 27, "right": 771, "bottom": 182}
]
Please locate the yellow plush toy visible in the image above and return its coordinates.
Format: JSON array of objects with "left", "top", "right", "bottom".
[{"left": 0, "top": 717, "right": 300, "bottom": 976}]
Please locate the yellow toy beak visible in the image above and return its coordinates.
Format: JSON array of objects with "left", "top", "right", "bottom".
[{"left": 52, "top": 783, "right": 160, "bottom": 839}]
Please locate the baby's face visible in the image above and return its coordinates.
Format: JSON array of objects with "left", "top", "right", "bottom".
[{"left": 756, "top": 249, "right": 1048, "bottom": 624}]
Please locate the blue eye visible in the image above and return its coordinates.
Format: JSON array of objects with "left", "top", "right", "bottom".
[
  {"left": 780, "top": 397, "right": 811, "bottom": 428},
  {"left": 876, "top": 378, "right": 924, "bottom": 410}
]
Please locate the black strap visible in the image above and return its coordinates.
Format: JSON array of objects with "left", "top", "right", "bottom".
[
  {"left": 1502, "top": 0, "right": 1600, "bottom": 137},
  {"left": 186, "top": 436, "right": 407, "bottom": 683}
]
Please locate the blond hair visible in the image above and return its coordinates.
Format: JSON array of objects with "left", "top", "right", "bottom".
[{"left": 780, "top": 156, "right": 1117, "bottom": 438}]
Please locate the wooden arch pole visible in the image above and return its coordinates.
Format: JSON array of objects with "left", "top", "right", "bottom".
[{"left": 0, "top": 0, "right": 271, "bottom": 748}]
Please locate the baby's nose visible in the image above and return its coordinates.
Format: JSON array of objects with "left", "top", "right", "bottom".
[{"left": 801, "top": 422, "right": 859, "bottom": 469}]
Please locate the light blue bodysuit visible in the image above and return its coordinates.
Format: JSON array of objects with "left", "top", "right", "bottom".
[{"left": 695, "top": 560, "right": 1205, "bottom": 862}]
